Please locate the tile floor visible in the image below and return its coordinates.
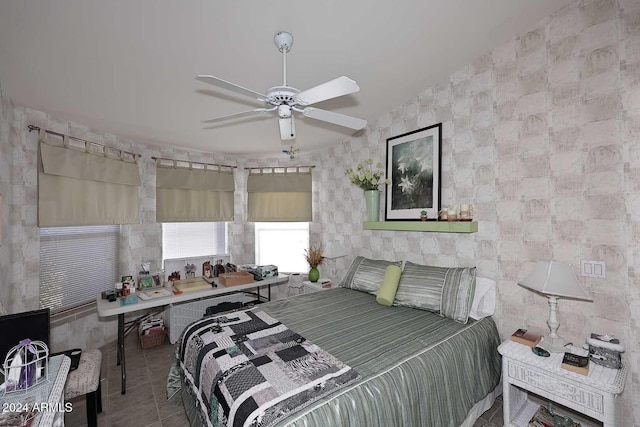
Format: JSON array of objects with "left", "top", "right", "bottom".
[{"left": 64, "top": 332, "right": 504, "bottom": 427}]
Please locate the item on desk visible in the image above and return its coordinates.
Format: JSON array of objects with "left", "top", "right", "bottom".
[
  {"left": 510, "top": 328, "right": 541, "bottom": 347},
  {"left": 0, "top": 409, "right": 37, "bottom": 427},
  {"left": 138, "top": 288, "right": 173, "bottom": 300},
  {"left": 214, "top": 259, "right": 226, "bottom": 277},
  {"left": 119, "top": 294, "right": 139, "bottom": 306},
  {"left": 561, "top": 352, "right": 589, "bottom": 376},
  {"left": 3, "top": 339, "right": 49, "bottom": 393},
  {"left": 185, "top": 263, "right": 197, "bottom": 279},
  {"left": 218, "top": 271, "right": 254, "bottom": 287},
  {"left": 531, "top": 346, "right": 550, "bottom": 357},
  {"left": 257, "top": 264, "right": 278, "bottom": 278},
  {"left": 203, "top": 261, "right": 212, "bottom": 278},
  {"left": 173, "top": 277, "right": 213, "bottom": 292},
  {"left": 585, "top": 332, "right": 624, "bottom": 369},
  {"left": 138, "top": 273, "right": 154, "bottom": 289}
]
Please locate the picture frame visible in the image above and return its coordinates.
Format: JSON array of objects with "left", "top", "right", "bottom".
[
  {"left": 152, "top": 274, "right": 162, "bottom": 288},
  {"left": 385, "top": 123, "right": 441, "bottom": 221}
]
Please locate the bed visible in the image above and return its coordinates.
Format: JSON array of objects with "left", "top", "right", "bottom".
[{"left": 167, "top": 281, "right": 502, "bottom": 427}]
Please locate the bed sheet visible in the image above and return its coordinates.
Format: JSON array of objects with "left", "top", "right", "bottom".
[{"left": 170, "top": 287, "right": 502, "bottom": 427}]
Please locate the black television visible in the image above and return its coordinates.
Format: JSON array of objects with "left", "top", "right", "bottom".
[{"left": 0, "top": 308, "right": 50, "bottom": 374}]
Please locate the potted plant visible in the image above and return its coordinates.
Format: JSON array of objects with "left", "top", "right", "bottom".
[{"left": 304, "top": 245, "right": 324, "bottom": 282}]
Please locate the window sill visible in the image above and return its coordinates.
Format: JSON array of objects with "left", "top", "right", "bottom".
[{"left": 50, "top": 303, "right": 96, "bottom": 329}]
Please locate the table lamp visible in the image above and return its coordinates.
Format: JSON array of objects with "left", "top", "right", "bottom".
[{"left": 518, "top": 261, "right": 592, "bottom": 353}]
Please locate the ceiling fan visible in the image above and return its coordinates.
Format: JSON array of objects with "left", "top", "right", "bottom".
[{"left": 196, "top": 31, "right": 367, "bottom": 141}]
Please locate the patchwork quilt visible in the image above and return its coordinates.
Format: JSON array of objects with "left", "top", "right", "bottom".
[{"left": 177, "top": 309, "right": 359, "bottom": 427}]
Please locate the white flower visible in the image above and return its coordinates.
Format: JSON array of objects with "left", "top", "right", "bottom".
[{"left": 398, "top": 175, "right": 414, "bottom": 193}]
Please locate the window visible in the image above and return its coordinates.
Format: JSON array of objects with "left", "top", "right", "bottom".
[
  {"left": 40, "top": 225, "right": 119, "bottom": 312},
  {"left": 255, "top": 222, "right": 309, "bottom": 273},
  {"left": 162, "top": 222, "right": 227, "bottom": 262}
]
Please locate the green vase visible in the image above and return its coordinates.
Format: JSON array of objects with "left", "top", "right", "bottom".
[
  {"left": 308, "top": 266, "right": 320, "bottom": 282},
  {"left": 364, "top": 190, "right": 380, "bottom": 222}
]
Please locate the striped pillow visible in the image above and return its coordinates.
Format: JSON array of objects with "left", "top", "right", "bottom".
[
  {"left": 339, "top": 256, "right": 402, "bottom": 295},
  {"left": 394, "top": 262, "right": 477, "bottom": 324}
]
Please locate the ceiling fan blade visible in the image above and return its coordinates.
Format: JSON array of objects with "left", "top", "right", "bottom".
[
  {"left": 202, "top": 108, "right": 270, "bottom": 124},
  {"left": 295, "top": 76, "right": 360, "bottom": 105},
  {"left": 196, "top": 75, "right": 266, "bottom": 100},
  {"left": 279, "top": 117, "right": 296, "bottom": 140},
  {"left": 302, "top": 107, "right": 367, "bottom": 130}
]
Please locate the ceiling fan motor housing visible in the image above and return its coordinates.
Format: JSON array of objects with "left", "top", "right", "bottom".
[
  {"left": 266, "top": 86, "right": 299, "bottom": 107},
  {"left": 274, "top": 31, "right": 294, "bottom": 52}
]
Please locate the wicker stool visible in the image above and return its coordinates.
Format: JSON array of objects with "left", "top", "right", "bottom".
[{"left": 64, "top": 349, "right": 102, "bottom": 427}]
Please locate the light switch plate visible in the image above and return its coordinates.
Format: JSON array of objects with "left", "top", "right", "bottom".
[{"left": 581, "top": 260, "right": 606, "bottom": 279}]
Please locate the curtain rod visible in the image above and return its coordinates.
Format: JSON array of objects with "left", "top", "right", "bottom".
[
  {"left": 28, "top": 125, "right": 142, "bottom": 158},
  {"left": 244, "top": 165, "right": 316, "bottom": 170},
  {"left": 151, "top": 156, "right": 237, "bottom": 169}
]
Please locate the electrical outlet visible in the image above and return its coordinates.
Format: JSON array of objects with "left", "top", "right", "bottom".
[{"left": 581, "top": 260, "right": 606, "bottom": 279}]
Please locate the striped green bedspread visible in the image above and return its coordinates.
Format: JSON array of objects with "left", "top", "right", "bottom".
[{"left": 177, "top": 287, "right": 502, "bottom": 427}]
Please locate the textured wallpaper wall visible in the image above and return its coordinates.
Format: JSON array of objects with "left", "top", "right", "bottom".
[
  {"left": 311, "top": 0, "right": 640, "bottom": 422},
  {"left": 0, "top": 0, "right": 638, "bottom": 423}
]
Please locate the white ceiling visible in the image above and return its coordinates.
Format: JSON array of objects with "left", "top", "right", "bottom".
[{"left": 0, "top": 0, "right": 573, "bottom": 156}]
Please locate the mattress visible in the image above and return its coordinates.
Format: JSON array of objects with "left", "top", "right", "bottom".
[{"left": 170, "top": 287, "right": 502, "bottom": 427}]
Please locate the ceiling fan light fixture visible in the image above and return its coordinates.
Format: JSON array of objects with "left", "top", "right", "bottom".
[{"left": 278, "top": 105, "right": 292, "bottom": 119}]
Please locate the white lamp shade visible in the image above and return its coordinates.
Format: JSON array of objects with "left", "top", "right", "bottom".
[{"left": 519, "top": 261, "right": 592, "bottom": 301}]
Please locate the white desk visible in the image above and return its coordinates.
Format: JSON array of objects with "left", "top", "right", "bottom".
[
  {"left": 96, "top": 274, "right": 288, "bottom": 394},
  {"left": 0, "top": 355, "right": 70, "bottom": 427}
]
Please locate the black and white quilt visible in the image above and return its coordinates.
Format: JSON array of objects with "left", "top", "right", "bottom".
[{"left": 177, "top": 309, "right": 359, "bottom": 427}]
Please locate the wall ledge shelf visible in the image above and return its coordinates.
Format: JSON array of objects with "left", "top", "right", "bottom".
[{"left": 363, "top": 221, "right": 478, "bottom": 233}]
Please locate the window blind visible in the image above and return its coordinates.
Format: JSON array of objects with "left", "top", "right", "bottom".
[
  {"left": 255, "top": 222, "right": 309, "bottom": 272},
  {"left": 247, "top": 167, "right": 312, "bottom": 222},
  {"left": 38, "top": 129, "right": 141, "bottom": 226},
  {"left": 40, "top": 225, "right": 119, "bottom": 312},
  {"left": 156, "top": 160, "right": 235, "bottom": 222},
  {"left": 162, "top": 222, "right": 227, "bottom": 261}
]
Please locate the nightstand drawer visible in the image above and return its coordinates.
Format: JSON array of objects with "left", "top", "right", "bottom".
[{"left": 507, "top": 360, "right": 604, "bottom": 415}]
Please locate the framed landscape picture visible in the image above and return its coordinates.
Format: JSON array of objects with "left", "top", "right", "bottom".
[{"left": 385, "top": 123, "right": 441, "bottom": 221}]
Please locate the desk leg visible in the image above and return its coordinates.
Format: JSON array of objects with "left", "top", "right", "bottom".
[{"left": 117, "top": 313, "right": 126, "bottom": 394}]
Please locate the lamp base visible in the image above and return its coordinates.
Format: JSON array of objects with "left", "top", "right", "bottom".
[{"left": 537, "top": 335, "right": 567, "bottom": 353}]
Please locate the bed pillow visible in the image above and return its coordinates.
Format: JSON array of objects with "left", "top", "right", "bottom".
[
  {"left": 376, "top": 265, "right": 402, "bottom": 306},
  {"left": 339, "top": 256, "right": 402, "bottom": 295},
  {"left": 469, "top": 277, "right": 497, "bottom": 320},
  {"left": 394, "top": 262, "right": 476, "bottom": 324}
]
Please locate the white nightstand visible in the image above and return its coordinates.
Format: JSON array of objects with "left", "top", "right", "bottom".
[
  {"left": 498, "top": 340, "right": 627, "bottom": 427},
  {"left": 302, "top": 280, "right": 332, "bottom": 294}
]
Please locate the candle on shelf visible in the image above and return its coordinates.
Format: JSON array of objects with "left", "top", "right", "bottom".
[
  {"left": 460, "top": 203, "right": 472, "bottom": 221},
  {"left": 447, "top": 207, "right": 458, "bottom": 222}
]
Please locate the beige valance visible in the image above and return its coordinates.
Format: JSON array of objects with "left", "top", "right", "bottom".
[
  {"left": 247, "top": 167, "right": 312, "bottom": 222},
  {"left": 156, "top": 160, "right": 235, "bottom": 222},
  {"left": 38, "top": 130, "right": 141, "bottom": 227}
]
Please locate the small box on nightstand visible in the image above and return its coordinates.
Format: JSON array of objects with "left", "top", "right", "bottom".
[{"left": 302, "top": 280, "right": 332, "bottom": 293}]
